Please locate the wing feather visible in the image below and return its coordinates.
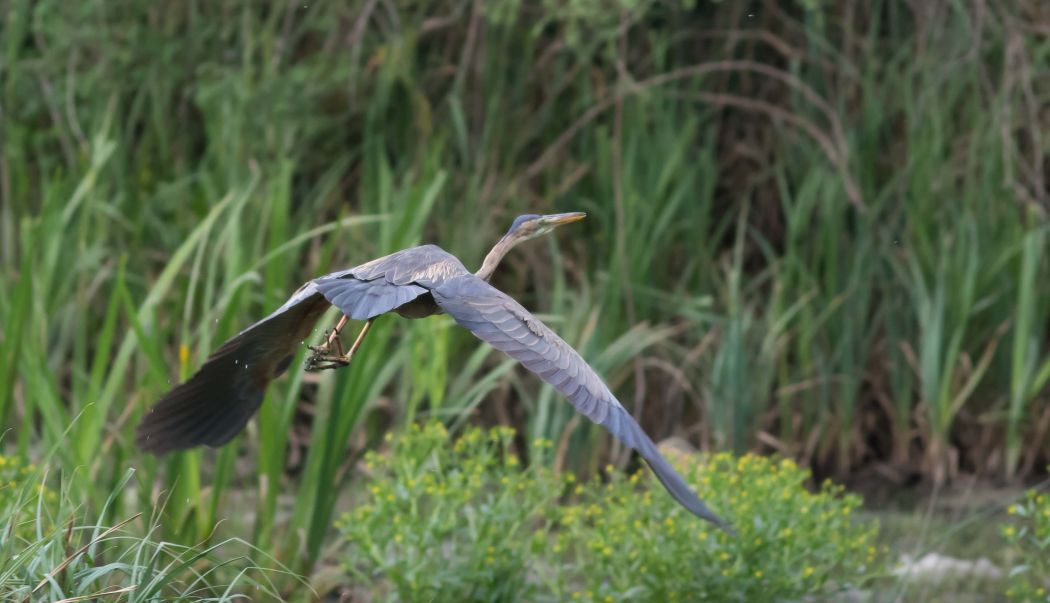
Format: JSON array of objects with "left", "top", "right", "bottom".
[
  {"left": 432, "top": 274, "right": 730, "bottom": 530},
  {"left": 138, "top": 244, "right": 466, "bottom": 455},
  {"left": 315, "top": 277, "right": 429, "bottom": 321}
]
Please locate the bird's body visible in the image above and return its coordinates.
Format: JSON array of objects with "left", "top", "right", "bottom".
[{"left": 137, "top": 213, "right": 730, "bottom": 530}]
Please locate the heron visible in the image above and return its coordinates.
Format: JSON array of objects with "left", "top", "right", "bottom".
[{"left": 136, "top": 212, "right": 729, "bottom": 529}]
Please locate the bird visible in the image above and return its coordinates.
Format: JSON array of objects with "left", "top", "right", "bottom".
[{"left": 136, "top": 212, "right": 730, "bottom": 530}]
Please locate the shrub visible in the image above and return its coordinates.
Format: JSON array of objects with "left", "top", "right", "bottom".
[
  {"left": 551, "top": 452, "right": 880, "bottom": 602},
  {"left": 336, "top": 422, "right": 567, "bottom": 602},
  {"left": 1004, "top": 486, "right": 1050, "bottom": 602},
  {"left": 336, "top": 423, "right": 882, "bottom": 602}
]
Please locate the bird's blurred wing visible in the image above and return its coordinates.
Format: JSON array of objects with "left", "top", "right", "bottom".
[
  {"left": 431, "top": 274, "right": 729, "bottom": 529},
  {"left": 137, "top": 287, "right": 330, "bottom": 454}
]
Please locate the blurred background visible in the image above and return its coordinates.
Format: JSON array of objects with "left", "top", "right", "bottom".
[{"left": 2, "top": 0, "right": 1048, "bottom": 600}]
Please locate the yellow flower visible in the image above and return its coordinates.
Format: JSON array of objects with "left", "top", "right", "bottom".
[
  {"left": 394, "top": 533, "right": 403, "bottom": 543},
  {"left": 754, "top": 570, "right": 763, "bottom": 578},
  {"left": 1007, "top": 504, "right": 1018, "bottom": 515}
]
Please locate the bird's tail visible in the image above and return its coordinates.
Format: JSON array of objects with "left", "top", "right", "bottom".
[{"left": 137, "top": 325, "right": 285, "bottom": 455}]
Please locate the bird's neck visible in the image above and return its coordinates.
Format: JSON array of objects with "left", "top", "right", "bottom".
[{"left": 475, "top": 237, "right": 514, "bottom": 282}]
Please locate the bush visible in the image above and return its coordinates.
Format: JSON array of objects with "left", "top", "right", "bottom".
[
  {"left": 336, "top": 423, "right": 567, "bottom": 602},
  {"left": 551, "top": 452, "right": 880, "bottom": 602},
  {"left": 1004, "top": 486, "right": 1050, "bottom": 602},
  {"left": 336, "top": 423, "right": 882, "bottom": 602}
]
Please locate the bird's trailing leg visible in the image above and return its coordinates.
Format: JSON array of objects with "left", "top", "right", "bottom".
[{"left": 306, "top": 317, "right": 374, "bottom": 372}]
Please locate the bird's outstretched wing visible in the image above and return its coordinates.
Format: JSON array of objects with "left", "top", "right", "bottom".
[
  {"left": 136, "top": 287, "right": 330, "bottom": 454},
  {"left": 137, "top": 245, "right": 462, "bottom": 454},
  {"left": 431, "top": 274, "right": 730, "bottom": 529},
  {"left": 313, "top": 244, "right": 467, "bottom": 320}
]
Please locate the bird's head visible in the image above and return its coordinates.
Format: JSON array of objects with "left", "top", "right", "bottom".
[
  {"left": 502, "top": 212, "right": 586, "bottom": 245},
  {"left": 477, "top": 211, "right": 586, "bottom": 281}
]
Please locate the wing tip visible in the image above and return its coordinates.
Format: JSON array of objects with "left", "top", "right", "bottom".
[{"left": 604, "top": 407, "right": 734, "bottom": 532}]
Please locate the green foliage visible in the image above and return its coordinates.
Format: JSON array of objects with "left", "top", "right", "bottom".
[
  {"left": 0, "top": 466, "right": 286, "bottom": 602},
  {"left": 553, "top": 452, "right": 881, "bottom": 602},
  {"left": 1, "top": 0, "right": 1049, "bottom": 593},
  {"left": 1004, "top": 486, "right": 1050, "bottom": 602},
  {"left": 336, "top": 422, "right": 881, "bottom": 602},
  {"left": 0, "top": 455, "right": 57, "bottom": 541},
  {"left": 337, "top": 423, "right": 565, "bottom": 602}
]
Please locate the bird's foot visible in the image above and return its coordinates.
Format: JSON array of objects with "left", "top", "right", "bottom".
[
  {"left": 304, "top": 323, "right": 359, "bottom": 371},
  {"left": 305, "top": 357, "right": 350, "bottom": 372},
  {"left": 304, "top": 349, "right": 354, "bottom": 372}
]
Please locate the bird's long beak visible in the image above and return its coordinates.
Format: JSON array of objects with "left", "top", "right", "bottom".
[{"left": 542, "top": 212, "right": 587, "bottom": 226}]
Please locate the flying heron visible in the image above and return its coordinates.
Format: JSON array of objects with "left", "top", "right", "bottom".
[{"left": 136, "top": 212, "right": 729, "bottom": 529}]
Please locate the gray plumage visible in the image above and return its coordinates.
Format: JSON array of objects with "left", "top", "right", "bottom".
[{"left": 136, "top": 213, "right": 730, "bottom": 530}]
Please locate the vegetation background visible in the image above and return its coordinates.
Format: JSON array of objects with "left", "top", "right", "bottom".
[{"left": 1, "top": 0, "right": 1048, "bottom": 600}]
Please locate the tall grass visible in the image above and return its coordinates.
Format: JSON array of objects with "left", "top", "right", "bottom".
[{"left": 2, "top": 0, "right": 1048, "bottom": 588}]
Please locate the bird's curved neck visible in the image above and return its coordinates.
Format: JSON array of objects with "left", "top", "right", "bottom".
[{"left": 475, "top": 237, "right": 514, "bottom": 282}]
